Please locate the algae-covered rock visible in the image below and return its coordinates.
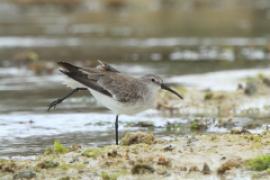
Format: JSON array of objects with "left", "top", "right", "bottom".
[
  {"left": 131, "top": 164, "right": 155, "bottom": 174},
  {"left": 0, "top": 160, "right": 18, "bottom": 173},
  {"left": 130, "top": 121, "right": 155, "bottom": 128},
  {"left": 230, "top": 127, "right": 250, "bottom": 134},
  {"left": 2, "top": 132, "right": 270, "bottom": 179},
  {"left": 100, "top": 171, "right": 118, "bottom": 180},
  {"left": 82, "top": 147, "right": 103, "bottom": 158},
  {"left": 157, "top": 156, "right": 171, "bottom": 167},
  {"left": 70, "top": 144, "right": 82, "bottom": 152},
  {"left": 262, "top": 77, "right": 270, "bottom": 87},
  {"left": 13, "top": 170, "right": 36, "bottom": 179},
  {"left": 244, "top": 82, "right": 257, "bottom": 95},
  {"left": 217, "top": 159, "right": 242, "bottom": 174},
  {"left": 245, "top": 154, "right": 270, "bottom": 171},
  {"left": 121, "top": 132, "right": 155, "bottom": 145},
  {"left": 107, "top": 149, "right": 118, "bottom": 158},
  {"left": 163, "top": 144, "right": 174, "bottom": 151},
  {"left": 188, "top": 165, "right": 199, "bottom": 172},
  {"left": 59, "top": 177, "right": 71, "bottom": 180},
  {"left": 36, "top": 160, "right": 59, "bottom": 169},
  {"left": 201, "top": 163, "right": 211, "bottom": 174},
  {"left": 190, "top": 119, "right": 207, "bottom": 131}
]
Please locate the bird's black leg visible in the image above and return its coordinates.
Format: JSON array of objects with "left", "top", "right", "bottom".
[
  {"left": 115, "top": 115, "right": 119, "bottom": 145},
  {"left": 48, "top": 87, "right": 87, "bottom": 111}
]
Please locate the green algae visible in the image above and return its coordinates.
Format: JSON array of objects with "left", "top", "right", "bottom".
[
  {"left": 100, "top": 171, "right": 118, "bottom": 180},
  {"left": 204, "top": 91, "right": 214, "bottom": 100},
  {"left": 190, "top": 120, "right": 207, "bottom": 131},
  {"left": 44, "top": 140, "right": 69, "bottom": 155},
  {"left": 82, "top": 148, "right": 104, "bottom": 158},
  {"left": 245, "top": 155, "right": 270, "bottom": 171},
  {"left": 36, "top": 160, "right": 59, "bottom": 169},
  {"left": 54, "top": 140, "right": 69, "bottom": 154},
  {"left": 59, "top": 162, "right": 86, "bottom": 171}
]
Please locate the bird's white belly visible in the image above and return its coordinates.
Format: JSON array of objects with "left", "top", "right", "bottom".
[{"left": 89, "top": 89, "right": 155, "bottom": 115}]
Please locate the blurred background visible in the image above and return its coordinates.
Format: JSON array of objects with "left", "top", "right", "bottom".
[{"left": 0, "top": 0, "right": 270, "bottom": 157}]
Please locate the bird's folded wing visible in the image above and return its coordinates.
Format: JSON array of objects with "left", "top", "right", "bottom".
[{"left": 97, "top": 74, "right": 144, "bottom": 102}]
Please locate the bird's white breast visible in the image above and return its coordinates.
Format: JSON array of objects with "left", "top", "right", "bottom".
[{"left": 89, "top": 88, "right": 157, "bottom": 115}]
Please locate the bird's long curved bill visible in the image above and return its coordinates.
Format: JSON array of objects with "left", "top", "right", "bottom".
[{"left": 161, "top": 84, "right": 183, "bottom": 99}]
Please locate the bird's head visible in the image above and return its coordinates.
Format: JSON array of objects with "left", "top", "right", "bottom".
[{"left": 141, "top": 74, "right": 183, "bottom": 99}]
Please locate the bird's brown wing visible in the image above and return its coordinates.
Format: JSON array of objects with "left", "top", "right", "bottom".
[
  {"left": 58, "top": 61, "right": 113, "bottom": 97},
  {"left": 97, "top": 73, "right": 145, "bottom": 102},
  {"left": 58, "top": 61, "right": 145, "bottom": 102}
]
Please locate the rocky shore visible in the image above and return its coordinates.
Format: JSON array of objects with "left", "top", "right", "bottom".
[{"left": 1, "top": 132, "right": 269, "bottom": 179}]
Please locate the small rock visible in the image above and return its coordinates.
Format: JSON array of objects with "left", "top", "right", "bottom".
[
  {"left": 81, "top": 148, "right": 103, "bottom": 158},
  {"left": 131, "top": 164, "right": 155, "bottom": 174},
  {"left": 121, "top": 132, "right": 154, "bottom": 145},
  {"left": 59, "top": 177, "right": 71, "bottom": 180},
  {"left": 157, "top": 156, "right": 171, "bottom": 167},
  {"left": 179, "top": 166, "right": 187, "bottom": 171},
  {"left": 156, "top": 166, "right": 169, "bottom": 175},
  {"left": 217, "top": 159, "right": 241, "bottom": 174},
  {"left": 238, "top": 83, "right": 244, "bottom": 90},
  {"left": 230, "top": 127, "right": 250, "bottom": 134},
  {"left": 189, "top": 165, "right": 199, "bottom": 172},
  {"left": 68, "top": 156, "right": 79, "bottom": 164},
  {"left": 190, "top": 120, "right": 207, "bottom": 131},
  {"left": 201, "top": 163, "right": 211, "bottom": 174},
  {"left": 0, "top": 160, "right": 17, "bottom": 173},
  {"left": 132, "top": 121, "right": 154, "bottom": 128},
  {"left": 70, "top": 144, "right": 81, "bottom": 151},
  {"left": 13, "top": 170, "right": 36, "bottom": 179},
  {"left": 163, "top": 144, "right": 174, "bottom": 151},
  {"left": 262, "top": 77, "right": 270, "bottom": 87},
  {"left": 107, "top": 150, "right": 118, "bottom": 157},
  {"left": 221, "top": 156, "right": 226, "bottom": 160},
  {"left": 36, "top": 160, "right": 59, "bottom": 169},
  {"left": 204, "top": 91, "right": 214, "bottom": 100},
  {"left": 244, "top": 82, "right": 257, "bottom": 95}
]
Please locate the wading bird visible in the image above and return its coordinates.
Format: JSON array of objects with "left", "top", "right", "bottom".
[{"left": 48, "top": 61, "right": 183, "bottom": 145}]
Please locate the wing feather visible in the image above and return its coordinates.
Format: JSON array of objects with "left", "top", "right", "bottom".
[{"left": 58, "top": 61, "right": 145, "bottom": 102}]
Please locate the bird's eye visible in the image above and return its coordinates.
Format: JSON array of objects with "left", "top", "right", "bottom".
[{"left": 151, "top": 78, "right": 155, "bottom": 82}]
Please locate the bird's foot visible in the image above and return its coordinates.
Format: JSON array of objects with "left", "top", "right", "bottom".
[{"left": 48, "top": 98, "right": 63, "bottom": 111}]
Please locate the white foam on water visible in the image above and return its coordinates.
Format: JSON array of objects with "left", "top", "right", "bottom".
[{"left": 0, "top": 111, "right": 186, "bottom": 140}]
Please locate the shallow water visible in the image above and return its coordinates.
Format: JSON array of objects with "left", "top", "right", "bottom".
[
  {"left": 0, "top": 1, "right": 270, "bottom": 157},
  {"left": 0, "top": 66, "right": 270, "bottom": 157}
]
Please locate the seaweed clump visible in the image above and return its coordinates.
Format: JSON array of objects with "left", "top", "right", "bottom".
[
  {"left": 245, "top": 155, "right": 270, "bottom": 171},
  {"left": 44, "top": 140, "right": 69, "bottom": 154}
]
